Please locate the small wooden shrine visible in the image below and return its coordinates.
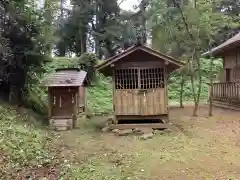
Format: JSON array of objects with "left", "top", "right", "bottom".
[
  {"left": 43, "top": 68, "right": 87, "bottom": 130},
  {"left": 96, "top": 44, "right": 184, "bottom": 129}
]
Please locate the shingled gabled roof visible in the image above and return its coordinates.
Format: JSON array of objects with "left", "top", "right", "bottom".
[
  {"left": 203, "top": 32, "right": 240, "bottom": 57},
  {"left": 43, "top": 68, "right": 87, "bottom": 87},
  {"left": 96, "top": 44, "right": 184, "bottom": 75}
]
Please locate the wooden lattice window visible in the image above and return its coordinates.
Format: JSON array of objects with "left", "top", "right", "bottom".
[
  {"left": 140, "top": 68, "right": 164, "bottom": 89},
  {"left": 115, "top": 68, "right": 164, "bottom": 89},
  {"left": 115, "top": 69, "right": 138, "bottom": 89}
]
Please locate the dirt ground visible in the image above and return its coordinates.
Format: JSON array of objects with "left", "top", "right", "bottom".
[{"left": 57, "top": 105, "right": 240, "bottom": 180}]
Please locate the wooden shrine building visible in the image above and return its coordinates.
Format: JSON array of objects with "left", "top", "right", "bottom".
[
  {"left": 96, "top": 44, "right": 184, "bottom": 129},
  {"left": 203, "top": 32, "right": 240, "bottom": 109},
  {"left": 43, "top": 68, "right": 87, "bottom": 130}
]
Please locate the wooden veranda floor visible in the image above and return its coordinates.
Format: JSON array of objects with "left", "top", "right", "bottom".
[{"left": 212, "top": 99, "right": 240, "bottom": 111}]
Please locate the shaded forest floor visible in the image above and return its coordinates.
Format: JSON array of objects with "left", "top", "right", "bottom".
[{"left": 55, "top": 105, "right": 240, "bottom": 179}]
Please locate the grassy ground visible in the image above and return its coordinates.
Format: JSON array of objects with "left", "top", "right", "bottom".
[
  {"left": 2, "top": 103, "right": 240, "bottom": 179},
  {"left": 0, "top": 103, "right": 65, "bottom": 180},
  {"left": 54, "top": 105, "right": 240, "bottom": 180}
]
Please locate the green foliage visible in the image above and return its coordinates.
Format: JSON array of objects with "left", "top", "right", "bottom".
[
  {"left": 168, "top": 58, "right": 223, "bottom": 100},
  {"left": 55, "top": 0, "right": 140, "bottom": 58},
  {"left": 46, "top": 57, "right": 78, "bottom": 72},
  {"left": 25, "top": 56, "right": 53, "bottom": 116},
  {"left": 46, "top": 53, "right": 97, "bottom": 81},
  {"left": 26, "top": 85, "right": 48, "bottom": 116},
  {"left": 87, "top": 73, "right": 113, "bottom": 115},
  {"left": 149, "top": 0, "right": 237, "bottom": 57},
  {"left": 0, "top": 0, "right": 53, "bottom": 105},
  {"left": 0, "top": 104, "right": 55, "bottom": 178},
  {"left": 77, "top": 53, "right": 98, "bottom": 83}
]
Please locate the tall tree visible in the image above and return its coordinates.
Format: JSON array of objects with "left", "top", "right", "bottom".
[
  {"left": 148, "top": 0, "right": 237, "bottom": 115},
  {"left": 0, "top": 0, "right": 49, "bottom": 104},
  {"left": 138, "top": 0, "right": 149, "bottom": 44},
  {"left": 42, "top": 0, "right": 58, "bottom": 55}
]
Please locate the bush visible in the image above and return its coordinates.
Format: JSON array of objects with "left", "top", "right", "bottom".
[
  {"left": 87, "top": 73, "right": 113, "bottom": 115},
  {"left": 168, "top": 57, "right": 223, "bottom": 101}
]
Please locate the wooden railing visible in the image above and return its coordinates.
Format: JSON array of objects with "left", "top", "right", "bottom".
[{"left": 212, "top": 82, "right": 240, "bottom": 101}]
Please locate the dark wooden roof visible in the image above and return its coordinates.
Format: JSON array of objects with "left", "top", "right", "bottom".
[
  {"left": 43, "top": 68, "right": 87, "bottom": 87},
  {"left": 203, "top": 32, "right": 240, "bottom": 57},
  {"left": 96, "top": 44, "right": 184, "bottom": 75}
]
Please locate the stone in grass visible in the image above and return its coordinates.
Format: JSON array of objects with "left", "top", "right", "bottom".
[
  {"left": 139, "top": 132, "right": 154, "bottom": 140},
  {"left": 101, "top": 126, "right": 110, "bottom": 133},
  {"left": 163, "top": 128, "right": 173, "bottom": 133},
  {"left": 105, "top": 116, "right": 114, "bottom": 126},
  {"left": 112, "top": 129, "right": 120, "bottom": 133},
  {"left": 140, "top": 128, "right": 153, "bottom": 134},
  {"left": 117, "top": 129, "right": 133, "bottom": 136},
  {"left": 132, "top": 128, "right": 144, "bottom": 135}
]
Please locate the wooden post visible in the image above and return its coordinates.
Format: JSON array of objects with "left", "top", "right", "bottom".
[
  {"left": 48, "top": 87, "right": 52, "bottom": 118},
  {"left": 112, "top": 69, "right": 116, "bottom": 119},
  {"left": 164, "top": 62, "right": 169, "bottom": 118},
  {"left": 83, "top": 87, "right": 86, "bottom": 112},
  {"left": 72, "top": 92, "right": 77, "bottom": 129},
  {"left": 76, "top": 89, "right": 79, "bottom": 114}
]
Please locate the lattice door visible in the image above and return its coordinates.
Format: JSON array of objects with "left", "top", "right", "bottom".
[
  {"left": 114, "top": 69, "right": 140, "bottom": 115},
  {"left": 114, "top": 68, "right": 166, "bottom": 115},
  {"left": 139, "top": 68, "right": 165, "bottom": 115}
]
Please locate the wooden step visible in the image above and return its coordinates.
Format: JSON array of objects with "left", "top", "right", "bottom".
[
  {"left": 109, "top": 123, "right": 172, "bottom": 130},
  {"left": 50, "top": 118, "right": 73, "bottom": 130},
  {"left": 55, "top": 126, "right": 68, "bottom": 131}
]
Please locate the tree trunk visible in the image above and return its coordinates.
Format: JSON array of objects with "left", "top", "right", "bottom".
[
  {"left": 95, "top": 37, "right": 101, "bottom": 58},
  {"left": 139, "top": 0, "right": 148, "bottom": 44},
  {"left": 9, "top": 85, "right": 21, "bottom": 104},
  {"left": 45, "top": 44, "right": 52, "bottom": 56},
  {"left": 208, "top": 57, "right": 214, "bottom": 116},
  {"left": 190, "top": 72, "right": 198, "bottom": 116},
  {"left": 193, "top": 77, "right": 201, "bottom": 117},
  {"left": 75, "top": 32, "right": 87, "bottom": 56},
  {"left": 8, "top": 66, "right": 25, "bottom": 105},
  {"left": 57, "top": 0, "right": 65, "bottom": 57},
  {"left": 171, "top": 0, "right": 201, "bottom": 116},
  {"left": 193, "top": 0, "right": 197, "bottom": 8},
  {"left": 208, "top": 2, "right": 215, "bottom": 117},
  {"left": 75, "top": 39, "right": 82, "bottom": 57},
  {"left": 208, "top": 84, "right": 213, "bottom": 116},
  {"left": 80, "top": 33, "right": 87, "bottom": 54},
  {"left": 60, "top": 0, "right": 64, "bottom": 18},
  {"left": 95, "top": 3, "right": 101, "bottom": 58},
  {"left": 189, "top": 48, "right": 199, "bottom": 116},
  {"left": 57, "top": 42, "right": 66, "bottom": 56},
  {"left": 180, "top": 74, "right": 185, "bottom": 108},
  {"left": 194, "top": 52, "right": 202, "bottom": 116}
]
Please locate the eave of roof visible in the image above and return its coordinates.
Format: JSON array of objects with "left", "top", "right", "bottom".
[
  {"left": 42, "top": 69, "right": 87, "bottom": 87},
  {"left": 202, "top": 32, "right": 240, "bottom": 57},
  {"left": 95, "top": 44, "right": 184, "bottom": 71}
]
